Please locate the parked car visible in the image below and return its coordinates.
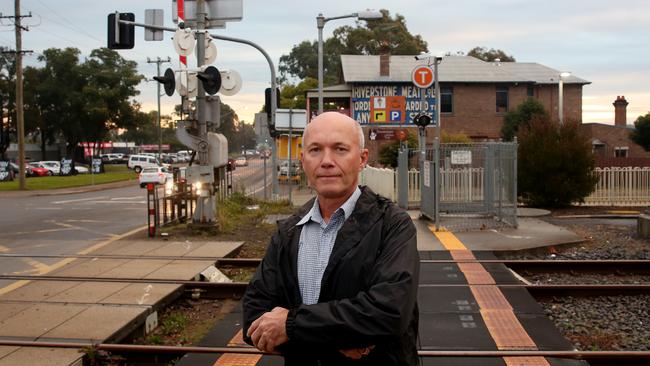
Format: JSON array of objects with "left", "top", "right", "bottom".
[
  {"left": 235, "top": 157, "right": 248, "bottom": 167},
  {"left": 278, "top": 161, "right": 301, "bottom": 183},
  {"left": 32, "top": 161, "right": 61, "bottom": 175},
  {"left": 26, "top": 163, "right": 50, "bottom": 177},
  {"left": 100, "top": 153, "right": 123, "bottom": 164},
  {"left": 128, "top": 154, "right": 165, "bottom": 173},
  {"left": 139, "top": 166, "right": 174, "bottom": 188},
  {"left": 74, "top": 165, "right": 89, "bottom": 174}
]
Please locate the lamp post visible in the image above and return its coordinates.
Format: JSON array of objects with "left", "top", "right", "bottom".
[
  {"left": 317, "top": 10, "right": 382, "bottom": 115},
  {"left": 558, "top": 71, "right": 571, "bottom": 125}
]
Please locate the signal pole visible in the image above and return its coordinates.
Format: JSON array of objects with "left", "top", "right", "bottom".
[
  {"left": 1, "top": 0, "right": 32, "bottom": 190},
  {"left": 147, "top": 57, "right": 171, "bottom": 157}
]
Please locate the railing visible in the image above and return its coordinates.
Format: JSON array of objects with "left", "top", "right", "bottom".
[{"left": 361, "top": 166, "right": 650, "bottom": 207}]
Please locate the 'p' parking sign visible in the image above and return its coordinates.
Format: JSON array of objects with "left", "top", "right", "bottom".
[{"left": 370, "top": 96, "right": 405, "bottom": 123}]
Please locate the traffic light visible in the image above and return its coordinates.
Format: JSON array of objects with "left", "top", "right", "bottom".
[
  {"left": 196, "top": 66, "right": 222, "bottom": 95},
  {"left": 153, "top": 68, "right": 176, "bottom": 96},
  {"left": 107, "top": 12, "right": 135, "bottom": 49},
  {"left": 265, "top": 87, "right": 281, "bottom": 138},
  {"left": 413, "top": 113, "right": 432, "bottom": 128}
]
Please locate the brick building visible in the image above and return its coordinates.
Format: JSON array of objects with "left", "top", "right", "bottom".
[
  {"left": 580, "top": 96, "right": 650, "bottom": 167},
  {"left": 305, "top": 54, "right": 590, "bottom": 165}
]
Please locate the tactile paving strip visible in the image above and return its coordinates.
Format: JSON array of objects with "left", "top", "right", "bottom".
[
  {"left": 503, "top": 356, "right": 551, "bottom": 366},
  {"left": 449, "top": 249, "right": 476, "bottom": 261},
  {"left": 470, "top": 285, "right": 512, "bottom": 310},
  {"left": 214, "top": 329, "right": 261, "bottom": 365},
  {"left": 480, "top": 309, "right": 537, "bottom": 350},
  {"left": 457, "top": 263, "right": 496, "bottom": 285},
  {"left": 213, "top": 353, "right": 262, "bottom": 366}
]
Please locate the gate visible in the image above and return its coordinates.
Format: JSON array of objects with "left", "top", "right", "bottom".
[{"left": 421, "top": 141, "right": 518, "bottom": 231}]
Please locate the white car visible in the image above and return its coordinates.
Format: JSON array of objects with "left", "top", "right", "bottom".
[
  {"left": 139, "top": 167, "right": 174, "bottom": 188},
  {"left": 235, "top": 157, "right": 248, "bottom": 167},
  {"left": 74, "top": 165, "right": 89, "bottom": 174},
  {"left": 128, "top": 154, "right": 165, "bottom": 173}
]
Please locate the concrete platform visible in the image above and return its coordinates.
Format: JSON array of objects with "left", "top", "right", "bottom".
[{"left": 0, "top": 238, "right": 244, "bottom": 366}]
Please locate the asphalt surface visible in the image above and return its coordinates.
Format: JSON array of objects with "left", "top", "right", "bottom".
[{"left": 0, "top": 184, "right": 148, "bottom": 285}]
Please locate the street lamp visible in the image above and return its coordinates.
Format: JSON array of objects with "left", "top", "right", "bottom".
[
  {"left": 558, "top": 71, "right": 571, "bottom": 125},
  {"left": 317, "top": 9, "right": 383, "bottom": 115}
]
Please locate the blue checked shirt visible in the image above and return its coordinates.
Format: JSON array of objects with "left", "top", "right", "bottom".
[{"left": 295, "top": 187, "right": 361, "bottom": 305}]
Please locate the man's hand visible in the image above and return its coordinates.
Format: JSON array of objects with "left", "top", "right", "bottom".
[
  {"left": 247, "top": 307, "right": 289, "bottom": 353},
  {"left": 339, "top": 346, "right": 374, "bottom": 359}
]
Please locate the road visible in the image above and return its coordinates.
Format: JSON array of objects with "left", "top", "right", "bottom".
[{"left": 0, "top": 184, "right": 147, "bottom": 291}]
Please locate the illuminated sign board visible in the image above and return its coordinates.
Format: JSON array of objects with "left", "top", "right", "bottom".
[{"left": 352, "top": 84, "right": 436, "bottom": 125}]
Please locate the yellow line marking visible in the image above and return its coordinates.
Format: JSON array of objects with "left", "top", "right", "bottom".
[
  {"left": 0, "top": 225, "right": 146, "bottom": 296},
  {"left": 0, "top": 245, "right": 8, "bottom": 253},
  {"left": 606, "top": 210, "right": 639, "bottom": 214},
  {"left": 23, "top": 258, "right": 50, "bottom": 273},
  {"left": 429, "top": 225, "right": 468, "bottom": 251}
]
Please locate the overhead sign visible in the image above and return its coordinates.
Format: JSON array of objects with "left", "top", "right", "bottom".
[
  {"left": 412, "top": 65, "right": 434, "bottom": 88},
  {"left": 352, "top": 85, "right": 436, "bottom": 125}
]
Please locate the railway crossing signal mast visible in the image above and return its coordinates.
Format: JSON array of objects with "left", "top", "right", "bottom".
[{"left": 108, "top": 0, "right": 256, "bottom": 226}]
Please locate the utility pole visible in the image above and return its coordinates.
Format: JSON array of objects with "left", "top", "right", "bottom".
[
  {"left": 147, "top": 57, "right": 171, "bottom": 158},
  {"left": 1, "top": 1, "right": 32, "bottom": 190}
]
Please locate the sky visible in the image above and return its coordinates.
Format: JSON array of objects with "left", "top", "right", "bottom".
[{"left": 1, "top": 0, "right": 649, "bottom": 126}]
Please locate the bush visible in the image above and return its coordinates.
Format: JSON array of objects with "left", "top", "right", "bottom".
[
  {"left": 441, "top": 131, "right": 471, "bottom": 143},
  {"left": 378, "top": 131, "right": 418, "bottom": 168},
  {"left": 502, "top": 98, "right": 549, "bottom": 141},
  {"left": 517, "top": 116, "right": 598, "bottom": 207}
]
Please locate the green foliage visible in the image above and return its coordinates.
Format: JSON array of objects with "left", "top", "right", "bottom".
[
  {"left": 441, "top": 131, "right": 472, "bottom": 143},
  {"left": 280, "top": 77, "right": 318, "bottom": 108},
  {"left": 501, "top": 99, "right": 549, "bottom": 141},
  {"left": 278, "top": 9, "right": 427, "bottom": 84},
  {"left": 517, "top": 117, "right": 598, "bottom": 207},
  {"left": 161, "top": 312, "right": 188, "bottom": 335},
  {"left": 467, "top": 46, "right": 516, "bottom": 62},
  {"left": 378, "top": 131, "right": 418, "bottom": 168},
  {"left": 0, "top": 165, "right": 134, "bottom": 191},
  {"left": 630, "top": 113, "right": 650, "bottom": 151},
  {"left": 216, "top": 191, "right": 293, "bottom": 233}
]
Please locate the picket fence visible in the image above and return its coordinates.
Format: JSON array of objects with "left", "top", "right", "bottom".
[{"left": 359, "top": 166, "right": 650, "bottom": 207}]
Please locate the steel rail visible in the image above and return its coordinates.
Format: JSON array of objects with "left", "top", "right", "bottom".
[
  {"left": 0, "top": 339, "right": 648, "bottom": 359},
  {"left": 0, "top": 253, "right": 260, "bottom": 266},
  {"left": 0, "top": 274, "right": 647, "bottom": 298}
]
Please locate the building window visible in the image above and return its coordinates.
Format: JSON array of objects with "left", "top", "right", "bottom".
[
  {"left": 615, "top": 147, "right": 629, "bottom": 158},
  {"left": 496, "top": 86, "right": 508, "bottom": 113},
  {"left": 441, "top": 86, "right": 453, "bottom": 113},
  {"left": 527, "top": 85, "right": 535, "bottom": 98}
]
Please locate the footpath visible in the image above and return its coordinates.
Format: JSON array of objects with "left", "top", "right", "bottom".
[{"left": 0, "top": 185, "right": 585, "bottom": 365}]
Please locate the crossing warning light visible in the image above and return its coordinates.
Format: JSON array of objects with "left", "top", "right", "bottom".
[
  {"left": 413, "top": 113, "right": 432, "bottom": 128},
  {"left": 107, "top": 12, "right": 135, "bottom": 50},
  {"left": 153, "top": 68, "right": 176, "bottom": 96},
  {"left": 196, "top": 66, "right": 222, "bottom": 95}
]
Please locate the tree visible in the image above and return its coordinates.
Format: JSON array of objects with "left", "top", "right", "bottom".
[
  {"left": 280, "top": 77, "right": 318, "bottom": 108},
  {"left": 517, "top": 117, "right": 598, "bottom": 207},
  {"left": 467, "top": 47, "right": 516, "bottom": 62},
  {"left": 501, "top": 98, "right": 549, "bottom": 141},
  {"left": 630, "top": 113, "right": 650, "bottom": 151},
  {"left": 378, "top": 132, "right": 418, "bottom": 168},
  {"left": 278, "top": 10, "right": 427, "bottom": 84}
]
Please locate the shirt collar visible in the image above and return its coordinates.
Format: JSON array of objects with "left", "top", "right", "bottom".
[{"left": 296, "top": 186, "right": 361, "bottom": 226}]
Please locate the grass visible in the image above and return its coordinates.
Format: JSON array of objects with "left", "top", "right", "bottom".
[
  {"left": 216, "top": 191, "right": 293, "bottom": 233},
  {"left": 0, "top": 164, "right": 137, "bottom": 191}
]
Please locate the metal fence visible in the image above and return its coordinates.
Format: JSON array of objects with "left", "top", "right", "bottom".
[
  {"left": 361, "top": 142, "right": 518, "bottom": 231},
  {"left": 583, "top": 167, "right": 650, "bottom": 206}
]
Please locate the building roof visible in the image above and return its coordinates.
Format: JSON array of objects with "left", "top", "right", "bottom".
[{"left": 341, "top": 55, "right": 590, "bottom": 85}]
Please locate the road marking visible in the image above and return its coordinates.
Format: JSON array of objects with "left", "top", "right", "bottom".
[
  {"left": 0, "top": 225, "right": 147, "bottom": 296},
  {"left": 51, "top": 197, "right": 107, "bottom": 204},
  {"left": 91, "top": 200, "right": 147, "bottom": 204},
  {"left": 35, "top": 227, "right": 76, "bottom": 234},
  {"left": 33, "top": 207, "right": 63, "bottom": 210},
  {"left": 110, "top": 196, "right": 143, "bottom": 200},
  {"left": 65, "top": 219, "right": 107, "bottom": 223},
  {"left": 0, "top": 245, "right": 8, "bottom": 253}
]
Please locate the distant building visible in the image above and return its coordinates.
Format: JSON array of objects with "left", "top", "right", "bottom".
[
  {"left": 305, "top": 54, "right": 590, "bottom": 165},
  {"left": 580, "top": 96, "right": 650, "bottom": 167}
]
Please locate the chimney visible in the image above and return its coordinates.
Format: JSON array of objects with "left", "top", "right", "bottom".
[
  {"left": 379, "top": 41, "right": 390, "bottom": 77},
  {"left": 613, "top": 95, "right": 628, "bottom": 126}
]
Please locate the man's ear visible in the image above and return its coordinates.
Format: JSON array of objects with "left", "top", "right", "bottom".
[{"left": 359, "top": 149, "right": 369, "bottom": 169}]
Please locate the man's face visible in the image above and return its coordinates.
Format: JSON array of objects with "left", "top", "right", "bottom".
[{"left": 301, "top": 115, "right": 368, "bottom": 200}]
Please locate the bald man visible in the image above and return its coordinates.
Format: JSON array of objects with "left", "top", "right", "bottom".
[{"left": 243, "top": 112, "right": 420, "bottom": 365}]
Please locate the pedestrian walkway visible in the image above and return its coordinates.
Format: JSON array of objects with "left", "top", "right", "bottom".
[{"left": 0, "top": 237, "right": 243, "bottom": 366}]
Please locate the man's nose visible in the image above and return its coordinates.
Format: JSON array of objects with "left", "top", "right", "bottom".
[{"left": 320, "top": 148, "right": 335, "bottom": 167}]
